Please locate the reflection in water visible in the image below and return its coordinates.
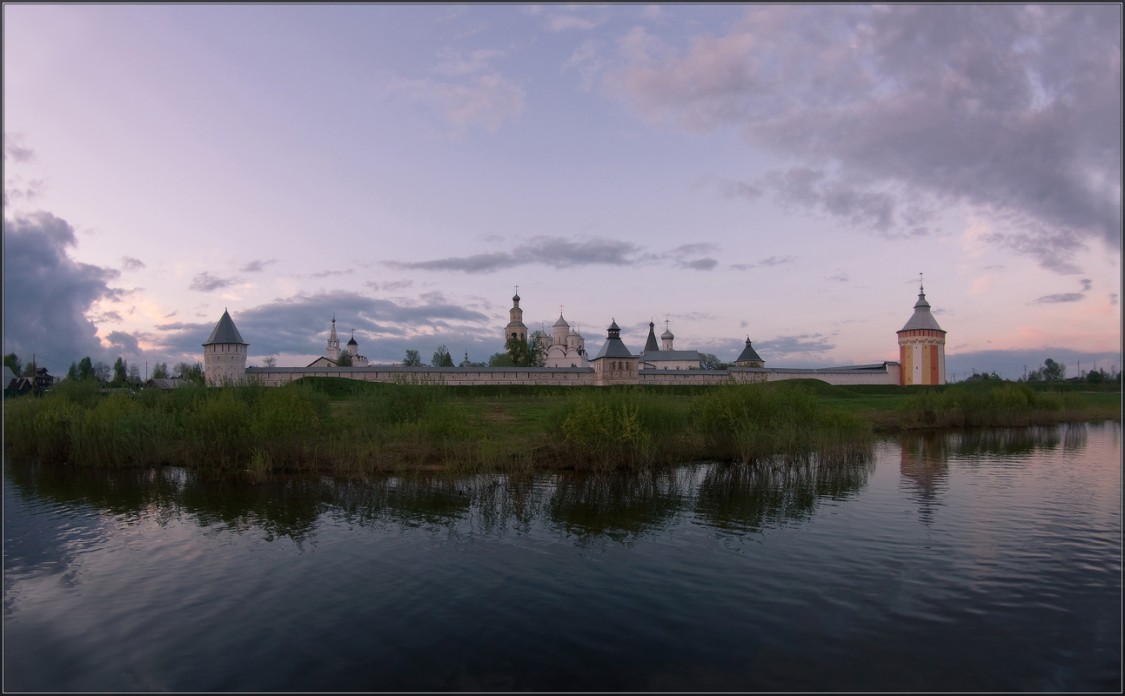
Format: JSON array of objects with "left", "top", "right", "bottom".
[
  {"left": 899, "top": 432, "right": 951, "bottom": 525},
  {"left": 3, "top": 423, "right": 1117, "bottom": 693},
  {"left": 696, "top": 458, "right": 874, "bottom": 533},
  {"left": 898, "top": 424, "right": 1096, "bottom": 525},
  {"left": 6, "top": 453, "right": 878, "bottom": 546}
]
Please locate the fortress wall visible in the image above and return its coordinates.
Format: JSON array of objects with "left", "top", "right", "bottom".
[
  {"left": 244, "top": 366, "right": 597, "bottom": 387},
  {"left": 242, "top": 362, "right": 899, "bottom": 388}
]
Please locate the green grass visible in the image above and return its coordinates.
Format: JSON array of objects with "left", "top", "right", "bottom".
[{"left": 4, "top": 377, "right": 1119, "bottom": 474}]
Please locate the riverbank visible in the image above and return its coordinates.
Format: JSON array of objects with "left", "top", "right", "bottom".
[{"left": 3, "top": 378, "right": 1119, "bottom": 474}]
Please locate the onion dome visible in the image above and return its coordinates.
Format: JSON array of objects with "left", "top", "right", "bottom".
[{"left": 553, "top": 313, "right": 570, "bottom": 328}]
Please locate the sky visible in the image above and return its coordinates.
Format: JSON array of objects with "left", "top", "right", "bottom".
[{"left": 3, "top": 3, "right": 1122, "bottom": 381}]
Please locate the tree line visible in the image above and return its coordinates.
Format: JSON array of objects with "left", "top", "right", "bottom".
[{"left": 4, "top": 352, "right": 206, "bottom": 389}]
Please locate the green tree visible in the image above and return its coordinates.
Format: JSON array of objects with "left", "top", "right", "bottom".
[
  {"left": 503, "top": 332, "right": 545, "bottom": 367},
  {"left": 151, "top": 362, "right": 169, "bottom": 379},
  {"left": 4, "top": 353, "right": 21, "bottom": 376},
  {"left": 174, "top": 361, "right": 205, "bottom": 385},
  {"left": 77, "top": 356, "right": 95, "bottom": 381},
  {"left": 488, "top": 351, "right": 515, "bottom": 367},
  {"left": 336, "top": 351, "right": 353, "bottom": 367},
  {"left": 67, "top": 362, "right": 80, "bottom": 380},
  {"left": 94, "top": 361, "right": 112, "bottom": 383},
  {"left": 698, "top": 353, "right": 728, "bottom": 370},
  {"left": 1042, "top": 358, "right": 1066, "bottom": 382},
  {"left": 111, "top": 357, "right": 128, "bottom": 386},
  {"left": 432, "top": 345, "right": 454, "bottom": 367},
  {"left": 402, "top": 349, "right": 423, "bottom": 367},
  {"left": 127, "top": 363, "right": 141, "bottom": 386}
]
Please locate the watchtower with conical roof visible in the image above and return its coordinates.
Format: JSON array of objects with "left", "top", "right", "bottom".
[
  {"left": 203, "top": 309, "right": 248, "bottom": 386},
  {"left": 897, "top": 279, "right": 946, "bottom": 385},
  {"left": 733, "top": 337, "right": 765, "bottom": 368},
  {"left": 591, "top": 319, "right": 638, "bottom": 385}
]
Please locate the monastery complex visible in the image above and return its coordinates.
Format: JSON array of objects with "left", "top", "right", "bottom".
[{"left": 203, "top": 284, "right": 946, "bottom": 389}]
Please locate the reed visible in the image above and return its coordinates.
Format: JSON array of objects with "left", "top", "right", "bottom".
[
  {"left": 4, "top": 376, "right": 1115, "bottom": 474},
  {"left": 692, "top": 382, "right": 873, "bottom": 464},
  {"left": 899, "top": 382, "right": 1091, "bottom": 428}
]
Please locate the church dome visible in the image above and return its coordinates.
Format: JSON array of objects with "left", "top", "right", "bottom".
[
  {"left": 347, "top": 336, "right": 358, "bottom": 346},
  {"left": 661, "top": 328, "right": 674, "bottom": 341},
  {"left": 553, "top": 314, "right": 570, "bottom": 328}
]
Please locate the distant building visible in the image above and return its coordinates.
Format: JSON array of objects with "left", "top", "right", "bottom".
[
  {"left": 308, "top": 316, "right": 369, "bottom": 367},
  {"left": 542, "top": 311, "right": 588, "bottom": 368},
  {"left": 210, "top": 282, "right": 946, "bottom": 389},
  {"left": 202, "top": 308, "right": 248, "bottom": 386},
  {"left": 504, "top": 289, "right": 528, "bottom": 344},
  {"left": 897, "top": 282, "right": 947, "bottom": 385},
  {"left": 732, "top": 337, "right": 765, "bottom": 368},
  {"left": 590, "top": 319, "right": 639, "bottom": 385},
  {"left": 638, "top": 320, "right": 700, "bottom": 370}
]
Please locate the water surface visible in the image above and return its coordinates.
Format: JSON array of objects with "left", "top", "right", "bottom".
[{"left": 4, "top": 423, "right": 1120, "bottom": 691}]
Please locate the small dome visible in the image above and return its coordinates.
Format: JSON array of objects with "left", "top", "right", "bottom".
[
  {"left": 553, "top": 314, "right": 570, "bottom": 328},
  {"left": 512, "top": 293, "right": 520, "bottom": 303},
  {"left": 661, "top": 328, "right": 674, "bottom": 340},
  {"left": 347, "top": 336, "right": 358, "bottom": 346}
]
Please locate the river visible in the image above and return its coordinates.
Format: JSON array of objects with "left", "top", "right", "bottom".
[{"left": 3, "top": 422, "right": 1120, "bottom": 691}]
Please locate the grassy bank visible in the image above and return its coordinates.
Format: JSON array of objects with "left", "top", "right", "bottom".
[{"left": 3, "top": 377, "right": 1119, "bottom": 474}]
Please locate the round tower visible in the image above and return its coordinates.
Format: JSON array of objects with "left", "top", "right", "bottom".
[
  {"left": 897, "top": 280, "right": 946, "bottom": 385},
  {"left": 203, "top": 308, "right": 248, "bottom": 386}
]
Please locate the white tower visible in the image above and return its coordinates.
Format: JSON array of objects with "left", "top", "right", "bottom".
[
  {"left": 897, "top": 277, "right": 947, "bottom": 385},
  {"left": 203, "top": 309, "right": 248, "bottom": 386}
]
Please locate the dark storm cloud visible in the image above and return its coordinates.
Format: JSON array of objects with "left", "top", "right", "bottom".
[
  {"left": 606, "top": 4, "right": 1121, "bottom": 271},
  {"left": 758, "top": 333, "right": 836, "bottom": 356},
  {"left": 105, "top": 331, "right": 141, "bottom": 353},
  {"left": 2, "top": 211, "right": 121, "bottom": 370},
  {"left": 384, "top": 236, "right": 643, "bottom": 273},
  {"left": 189, "top": 272, "right": 237, "bottom": 292},
  {"left": 155, "top": 291, "right": 496, "bottom": 364}
]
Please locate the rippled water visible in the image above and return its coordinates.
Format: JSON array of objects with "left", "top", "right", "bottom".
[{"left": 4, "top": 423, "right": 1121, "bottom": 691}]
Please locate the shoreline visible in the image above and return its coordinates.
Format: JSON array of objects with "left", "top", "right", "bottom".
[{"left": 4, "top": 378, "right": 1120, "bottom": 475}]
